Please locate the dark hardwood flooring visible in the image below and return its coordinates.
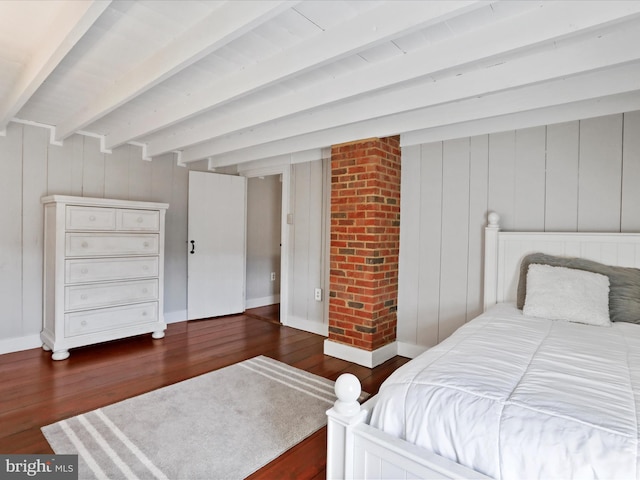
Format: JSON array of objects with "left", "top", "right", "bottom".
[{"left": 0, "top": 312, "right": 409, "bottom": 479}]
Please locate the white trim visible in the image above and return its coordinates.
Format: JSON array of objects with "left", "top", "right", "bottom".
[
  {"left": 0, "top": 334, "right": 42, "bottom": 355},
  {"left": 245, "top": 295, "right": 280, "bottom": 310},
  {"left": 287, "top": 316, "right": 328, "bottom": 337},
  {"left": 77, "top": 130, "right": 112, "bottom": 154},
  {"left": 239, "top": 163, "right": 291, "bottom": 330},
  {"left": 323, "top": 339, "right": 398, "bottom": 368},
  {"left": 128, "top": 141, "right": 151, "bottom": 161},
  {"left": 11, "top": 117, "right": 63, "bottom": 146},
  {"left": 396, "top": 342, "right": 428, "bottom": 359}
]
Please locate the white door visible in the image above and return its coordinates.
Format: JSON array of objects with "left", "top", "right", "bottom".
[{"left": 187, "top": 171, "right": 247, "bottom": 320}]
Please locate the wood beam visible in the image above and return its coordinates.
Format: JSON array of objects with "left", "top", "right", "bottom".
[
  {"left": 0, "top": 0, "right": 111, "bottom": 133},
  {"left": 103, "top": 0, "right": 483, "bottom": 150},
  {"left": 204, "top": 68, "right": 640, "bottom": 168},
  {"left": 146, "top": 1, "right": 640, "bottom": 158},
  {"left": 182, "top": 24, "right": 640, "bottom": 162},
  {"left": 53, "top": 0, "right": 294, "bottom": 143}
]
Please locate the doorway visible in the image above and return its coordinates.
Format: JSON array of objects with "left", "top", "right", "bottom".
[{"left": 244, "top": 175, "right": 282, "bottom": 323}]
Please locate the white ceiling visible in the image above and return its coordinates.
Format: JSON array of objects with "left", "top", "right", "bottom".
[{"left": 1, "top": 0, "right": 640, "bottom": 169}]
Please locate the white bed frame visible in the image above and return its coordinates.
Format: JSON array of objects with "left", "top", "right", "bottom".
[{"left": 326, "top": 212, "right": 640, "bottom": 479}]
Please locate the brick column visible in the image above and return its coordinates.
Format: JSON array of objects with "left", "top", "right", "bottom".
[{"left": 326, "top": 136, "right": 400, "bottom": 364}]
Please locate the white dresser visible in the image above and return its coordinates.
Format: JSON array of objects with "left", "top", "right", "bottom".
[{"left": 41, "top": 195, "right": 169, "bottom": 360}]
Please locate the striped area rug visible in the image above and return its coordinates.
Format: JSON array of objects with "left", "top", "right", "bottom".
[{"left": 42, "top": 356, "right": 366, "bottom": 480}]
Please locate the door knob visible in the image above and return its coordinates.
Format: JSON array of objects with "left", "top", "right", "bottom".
[{"left": 190, "top": 240, "right": 195, "bottom": 254}]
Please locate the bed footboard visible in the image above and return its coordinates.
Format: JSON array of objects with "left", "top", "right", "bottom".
[{"left": 327, "top": 374, "right": 489, "bottom": 480}]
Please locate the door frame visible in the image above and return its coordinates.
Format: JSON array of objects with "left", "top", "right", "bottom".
[{"left": 239, "top": 164, "right": 291, "bottom": 327}]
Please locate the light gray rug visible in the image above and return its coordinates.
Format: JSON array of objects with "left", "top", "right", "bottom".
[{"left": 42, "top": 356, "right": 364, "bottom": 480}]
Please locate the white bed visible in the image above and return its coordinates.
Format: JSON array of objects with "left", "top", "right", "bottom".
[{"left": 327, "top": 212, "right": 640, "bottom": 479}]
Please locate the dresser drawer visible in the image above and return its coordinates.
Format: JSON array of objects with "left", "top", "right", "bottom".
[
  {"left": 65, "top": 302, "right": 158, "bottom": 337},
  {"left": 65, "top": 279, "right": 158, "bottom": 311},
  {"left": 66, "top": 206, "right": 116, "bottom": 231},
  {"left": 65, "top": 257, "right": 159, "bottom": 284},
  {"left": 117, "top": 209, "right": 159, "bottom": 231},
  {"left": 66, "top": 233, "right": 159, "bottom": 257}
]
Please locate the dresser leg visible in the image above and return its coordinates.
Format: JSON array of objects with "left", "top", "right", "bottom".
[
  {"left": 42, "top": 344, "right": 51, "bottom": 351},
  {"left": 52, "top": 350, "right": 70, "bottom": 361},
  {"left": 152, "top": 330, "right": 165, "bottom": 339}
]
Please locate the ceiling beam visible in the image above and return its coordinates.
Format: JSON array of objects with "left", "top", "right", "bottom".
[
  {"left": 53, "top": 0, "right": 294, "bottom": 143},
  {"left": 0, "top": 0, "right": 111, "bottom": 133},
  {"left": 146, "top": 1, "right": 640, "bottom": 158},
  {"left": 103, "top": 0, "right": 484, "bottom": 150},
  {"left": 180, "top": 23, "right": 640, "bottom": 162},
  {"left": 204, "top": 65, "right": 640, "bottom": 168}
]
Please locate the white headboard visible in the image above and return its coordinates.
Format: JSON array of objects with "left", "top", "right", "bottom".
[{"left": 483, "top": 212, "right": 640, "bottom": 310}]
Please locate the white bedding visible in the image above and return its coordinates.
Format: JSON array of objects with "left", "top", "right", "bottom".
[{"left": 369, "top": 303, "right": 640, "bottom": 480}]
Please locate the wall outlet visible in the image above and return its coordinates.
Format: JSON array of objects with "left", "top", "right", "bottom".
[
  {"left": 314, "top": 288, "right": 322, "bottom": 302},
  {"left": 270, "top": 272, "right": 276, "bottom": 281}
]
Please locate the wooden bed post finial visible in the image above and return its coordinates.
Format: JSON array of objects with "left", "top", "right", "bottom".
[
  {"left": 487, "top": 211, "right": 500, "bottom": 228},
  {"left": 334, "top": 373, "right": 361, "bottom": 416}
]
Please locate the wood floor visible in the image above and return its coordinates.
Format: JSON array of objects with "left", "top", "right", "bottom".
[{"left": 0, "top": 310, "right": 409, "bottom": 479}]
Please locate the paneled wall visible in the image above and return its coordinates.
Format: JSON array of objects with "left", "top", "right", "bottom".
[
  {"left": 0, "top": 123, "right": 188, "bottom": 353},
  {"left": 288, "top": 159, "right": 329, "bottom": 336},
  {"left": 398, "top": 111, "right": 640, "bottom": 349}
]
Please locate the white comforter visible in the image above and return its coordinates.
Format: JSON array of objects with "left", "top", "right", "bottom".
[{"left": 369, "top": 303, "right": 640, "bottom": 480}]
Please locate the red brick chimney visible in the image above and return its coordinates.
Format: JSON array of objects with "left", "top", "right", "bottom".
[{"left": 324, "top": 136, "right": 401, "bottom": 367}]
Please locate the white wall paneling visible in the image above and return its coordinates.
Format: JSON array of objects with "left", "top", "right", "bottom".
[
  {"left": 0, "top": 123, "right": 24, "bottom": 341},
  {"left": 104, "top": 141, "right": 130, "bottom": 199},
  {"left": 398, "top": 109, "right": 640, "bottom": 350},
  {"left": 514, "top": 127, "right": 546, "bottom": 231},
  {"left": 487, "top": 131, "right": 516, "bottom": 230},
  {"left": 0, "top": 124, "right": 188, "bottom": 354},
  {"left": 81, "top": 136, "right": 106, "bottom": 198},
  {"left": 545, "top": 121, "right": 580, "bottom": 231},
  {"left": 578, "top": 114, "right": 623, "bottom": 231},
  {"left": 22, "top": 125, "right": 48, "bottom": 337},
  {"left": 622, "top": 111, "right": 640, "bottom": 231},
  {"left": 466, "top": 135, "right": 489, "bottom": 323},
  {"left": 396, "top": 145, "right": 420, "bottom": 348},
  {"left": 288, "top": 159, "right": 327, "bottom": 336},
  {"left": 438, "top": 138, "right": 471, "bottom": 341},
  {"left": 416, "top": 142, "right": 442, "bottom": 347}
]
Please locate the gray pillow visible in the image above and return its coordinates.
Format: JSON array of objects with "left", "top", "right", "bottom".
[{"left": 517, "top": 252, "right": 640, "bottom": 324}]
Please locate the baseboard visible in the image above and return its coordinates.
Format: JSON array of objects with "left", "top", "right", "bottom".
[
  {"left": 285, "top": 316, "right": 328, "bottom": 336},
  {"left": 245, "top": 295, "right": 280, "bottom": 309},
  {"left": 397, "top": 342, "right": 428, "bottom": 359},
  {"left": 323, "top": 339, "right": 398, "bottom": 368},
  {"left": 0, "top": 334, "right": 42, "bottom": 355}
]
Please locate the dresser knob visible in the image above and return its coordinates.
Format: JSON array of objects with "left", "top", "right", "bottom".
[
  {"left": 89, "top": 215, "right": 96, "bottom": 221},
  {"left": 80, "top": 294, "right": 88, "bottom": 300},
  {"left": 81, "top": 241, "right": 88, "bottom": 248},
  {"left": 142, "top": 288, "right": 148, "bottom": 293},
  {"left": 81, "top": 268, "right": 88, "bottom": 274},
  {"left": 81, "top": 320, "right": 87, "bottom": 326},
  {"left": 137, "top": 217, "right": 143, "bottom": 223},
  {"left": 143, "top": 241, "right": 150, "bottom": 247},
  {"left": 142, "top": 311, "right": 148, "bottom": 317},
  {"left": 142, "top": 265, "right": 149, "bottom": 271}
]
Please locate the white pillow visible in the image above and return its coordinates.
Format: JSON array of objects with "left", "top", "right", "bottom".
[{"left": 523, "top": 264, "right": 611, "bottom": 326}]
